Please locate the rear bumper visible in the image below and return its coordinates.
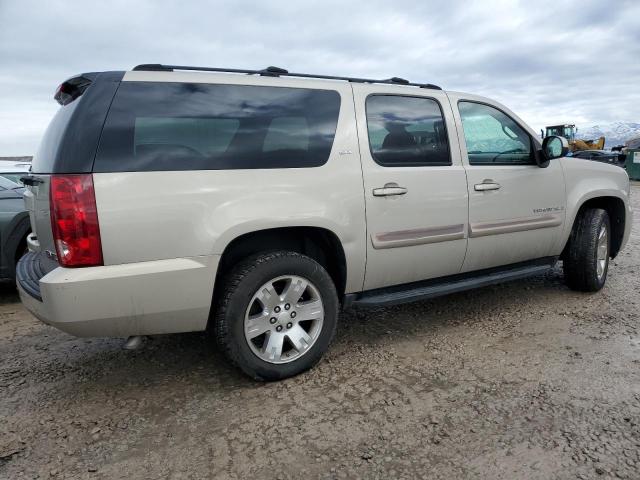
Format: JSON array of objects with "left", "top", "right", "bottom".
[{"left": 17, "top": 253, "right": 220, "bottom": 337}]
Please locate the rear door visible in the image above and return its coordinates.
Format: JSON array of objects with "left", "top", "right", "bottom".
[
  {"left": 352, "top": 84, "right": 469, "bottom": 290},
  {"left": 449, "top": 94, "right": 566, "bottom": 272}
]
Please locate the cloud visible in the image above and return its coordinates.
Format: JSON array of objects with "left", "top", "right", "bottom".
[{"left": 1, "top": 0, "right": 638, "bottom": 155}]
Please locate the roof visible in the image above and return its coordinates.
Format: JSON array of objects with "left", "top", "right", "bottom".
[{"left": 131, "top": 64, "right": 442, "bottom": 90}]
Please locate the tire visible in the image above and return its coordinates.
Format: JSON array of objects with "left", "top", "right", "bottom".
[
  {"left": 563, "top": 208, "right": 610, "bottom": 292},
  {"left": 214, "top": 251, "right": 338, "bottom": 381}
]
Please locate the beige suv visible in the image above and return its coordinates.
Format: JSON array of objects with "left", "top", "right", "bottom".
[{"left": 17, "top": 64, "right": 632, "bottom": 380}]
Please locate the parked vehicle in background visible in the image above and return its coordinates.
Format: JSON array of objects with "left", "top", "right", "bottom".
[
  {"left": 0, "top": 161, "right": 31, "bottom": 184},
  {"left": 17, "top": 65, "right": 633, "bottom": 381},
  {"left": 0, "top": 176, "right": 30, "bottom": 281},
  {"left": 570, "top": 149, "right": 626, "bottom": 166}
]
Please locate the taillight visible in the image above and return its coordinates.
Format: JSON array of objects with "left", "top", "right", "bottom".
[{"left": 50, "top": 174, "right": 103, "bottom": 267}]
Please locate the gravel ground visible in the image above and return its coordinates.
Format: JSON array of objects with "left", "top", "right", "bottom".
[{"left": 1, "top": 185, "right": 639, "bottom": 480}]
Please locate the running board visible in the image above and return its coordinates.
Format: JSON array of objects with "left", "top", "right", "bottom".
[{"left": 345, "top": 257, "right": 557, "bottom": 308}]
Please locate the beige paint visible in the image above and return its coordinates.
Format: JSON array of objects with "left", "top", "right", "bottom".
[
  {"left": 351, "top": 83, "right": 469, "bottom": 290},
  {"left": 446, "top": 91, "right": 568, "bottom": 272},
  {"left": 372, "top": 224, "right": 466, "bottom": 249},
  {"left": 558, "top": 157, "right": 633, "bottom": 253},
  {"left": 18, "top": 70, "right": 632, "bottom": 338},
  {"left": 18, "top": 255, "right": 219, "bottom": 337},
  {"left": 469, "top": 214, "right": 563, "bottom": 237}
]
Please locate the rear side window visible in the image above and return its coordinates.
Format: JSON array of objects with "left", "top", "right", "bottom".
[
  {"left": 366, "top": 95, "right": 450, "bottom": 167},
  {"left": 94, "top": 82, "right": 341, "bottom": 172}
]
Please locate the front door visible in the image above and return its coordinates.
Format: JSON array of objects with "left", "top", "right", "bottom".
[
  {"left": 352, "top": 84, "right": 469, "bottom": 290},
  {"left": 450, "top": 96, "right": 566, "bottom": 272}
]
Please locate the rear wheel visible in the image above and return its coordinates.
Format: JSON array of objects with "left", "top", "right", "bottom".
[
  {"left": 563, "top": 208, "right": 610, "bottom": 292},
  {"left": 214, "top": 251, "right": 338, "bottom": 380}
]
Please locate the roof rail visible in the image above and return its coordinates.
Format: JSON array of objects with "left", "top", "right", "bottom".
[{"left": 132, "top": 64, "right": 442, "bottom": 90}]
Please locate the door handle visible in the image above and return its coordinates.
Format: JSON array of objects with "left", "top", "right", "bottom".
[
  {"left": 373, "top": 183, "right": 408, "bottom": 197},
  {"left": 474, "top": 181, "right": 501, "bottom": 191}
]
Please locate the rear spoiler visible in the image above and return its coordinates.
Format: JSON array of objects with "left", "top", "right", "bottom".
[{"left": 54, "top": 72, "right": 99, "bottom": 105}]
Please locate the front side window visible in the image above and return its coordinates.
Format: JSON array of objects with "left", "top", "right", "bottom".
[
  {"left": 366, "top": 95, "right": 450, "bottom": 167},
  {"left": 95, "top": 82, "right": 341, "bottom": 172},
  {"left": 458, "top": 101, "right": 533, "bottom": 165}
]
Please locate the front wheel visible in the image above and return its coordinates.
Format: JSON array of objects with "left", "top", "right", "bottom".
[
  {"left": 563, "top": 208, "right": 610, "bottom": 292},
  {"left": 214, "top": 251, "right": 338, "bottom": 381}
]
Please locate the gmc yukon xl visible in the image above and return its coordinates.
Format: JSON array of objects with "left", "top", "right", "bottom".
[{"left": 17, "top": 65, "right": 632, "bottom": 380}]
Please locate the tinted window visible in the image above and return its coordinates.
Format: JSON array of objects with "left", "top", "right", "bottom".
[
  {"left": 366, "top": 95, "right": 450, "bottom": 167},
  {"left": 458, "top": 101, "right": 533, "bottom": 165},
  {"left": 134, "top": 117, "right": 240, "bottom": 157},
  {"left": 32, "top": 72, "right": 123, "bottom": 174},
  {"left": 32, "top": 100, "right": 80, "bottom": 173},
  {"left": 94, "top": 82, "right": 341, "bottom": 172}
]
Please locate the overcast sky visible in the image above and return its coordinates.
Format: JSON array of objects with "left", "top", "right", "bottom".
[{"left": 1, "top": 0, "right": 638, "bottom": 155}]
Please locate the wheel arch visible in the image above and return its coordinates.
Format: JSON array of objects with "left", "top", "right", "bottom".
[
  {"left": 214, "top": 226, "right": 348, "bottom": 300},
  {"left": 563, "top": 195, "right": 627, "bottom": 258}
]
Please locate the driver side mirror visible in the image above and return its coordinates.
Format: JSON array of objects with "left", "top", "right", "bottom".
[{"left": 541, "top": 135, "right": 569, "bottom": 161}]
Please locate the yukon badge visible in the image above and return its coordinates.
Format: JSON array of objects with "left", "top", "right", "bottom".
[{"left": 533, "top": 206, "right": 565, "bottom": 214}]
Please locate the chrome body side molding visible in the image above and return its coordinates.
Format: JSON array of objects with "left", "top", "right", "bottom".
[
  {"left": 469, "top": 214, "right": 562, "bottom": 238},
  {"left": 371, "top": 224, "right": 466, "bottom": 249}
]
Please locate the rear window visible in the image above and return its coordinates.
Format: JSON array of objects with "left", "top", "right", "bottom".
[{"left": 94, "top": 82, "right": 341, "bottom": 172}]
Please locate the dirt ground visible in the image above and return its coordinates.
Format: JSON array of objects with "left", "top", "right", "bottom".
[{"left": 1, "top": 186, "right": 639, "bottom": 480}]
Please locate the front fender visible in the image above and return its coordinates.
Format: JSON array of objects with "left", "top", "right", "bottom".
[{"left": 558, "top": 158, "right": 631, "bottom": 253}]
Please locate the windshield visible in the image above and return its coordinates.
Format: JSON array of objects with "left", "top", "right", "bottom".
[
  {"left": 0, "top": 175, "right": 22, "bottom": 190},
  {"left": 0, "top": 172, "right": 28, "bottom": 184}
]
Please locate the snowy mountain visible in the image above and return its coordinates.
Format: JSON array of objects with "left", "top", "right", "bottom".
[{"left": 576, "top": 122, "right": 640, "bottom": 148}]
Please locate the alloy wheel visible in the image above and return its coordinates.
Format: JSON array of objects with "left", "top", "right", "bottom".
[{"left": 244, "top": 275, "right": 324, "bottom": 364}]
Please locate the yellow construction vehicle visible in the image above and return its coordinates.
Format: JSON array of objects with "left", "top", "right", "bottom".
[{"left": 543, "top": 124, "right": 605, "bottom": 152}]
